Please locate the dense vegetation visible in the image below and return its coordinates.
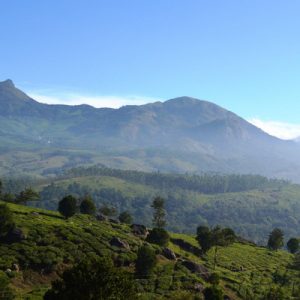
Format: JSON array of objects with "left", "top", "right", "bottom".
[
  {"left": 1, "top": 167, "right": 300, "bottom": 244},
  {"left": 0, "top": 201, "right": 299, "bottom": 299}
]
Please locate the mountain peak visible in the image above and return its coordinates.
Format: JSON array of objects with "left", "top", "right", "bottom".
[{"left": 0, "top": 79, "right": 15, "bottom": 89}]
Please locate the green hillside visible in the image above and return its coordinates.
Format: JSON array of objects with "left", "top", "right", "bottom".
[
  {"left": 0, "top": 202, "right": 299, "bottom": 299},
  {"left": 11, "top": 167, "right": 299, "bottom": 244}
]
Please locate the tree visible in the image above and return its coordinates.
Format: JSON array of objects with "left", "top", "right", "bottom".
[
  {"left": 135, "top": 245, "right": 157, "bottom": 276},
  {"left": 99, "top": 204, "right": 117, "bottom": 217},
  {"left": 146, "top": 227, "right": 170, "bottom": 247},
  {"left": 58, "top": 195, "right": 77, "bottom": 219},
  {"left": 0, "top": 271, "right": 15, "bottom": 300},
  {"left": 79, "top": 195, "right": 96, "bottom": 215},
  {"left": 196, "top": 226, "right": 212, "bottom": 253},
  {"left": 44, "top": 257, "right": 137, "bottom": 300},
  {"left": 203, "top": 285, "right": 224, "bottom": 300},
  {"left": 196, "top": 226, "right": 235, "bottom": 269},
  {"left": 118, "top": 211, "right": 133, "bottom": 224},
  {"left": 287, "top": 238, "right": 299, "bottom": 254},
  {"left": 268, "top": 228, "right": 284, "bottom": 251},
  {"left": 15, "top": 187, "right": 39, "bottom": 205},
  {"left": 0, "top": 204, "right": 15, "bottom": 238},
  {"left": 151, "top": 196, "right": 166, "bottom": 228}
]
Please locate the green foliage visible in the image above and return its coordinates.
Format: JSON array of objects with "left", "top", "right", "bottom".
[
  {"left": 146, "top": 228, "right": 170, "bottom": 247},
  {"left": 98, "top": 204, "right": 117, "bottom": 217},
  {"left": 58, "top": 195, "right": 77, "bottom": 219},
  {"left": 261, "top": 286, "right": 285, "bottom": 300},
  {"left": 79, "top": 195, "right": 96, "bottom": 215},
  {"left": 287, "top": 238, "right": 299, "bottom": 254},
  {"left": 135, "top": 245, "right": 157, "bottom": 277},
  {"left": 0, "top": 271, "right": 15, "bottom": 300},
  {"left": 118, "top": 211, "right": 133, "bottom": 224},
  {"left": 268, "top": 228, "right": 284, "bottom": 251},
  {"left": 0, "top": 204, "right": 15, "bottom": 237},
  {"left": 151, "top": 197, "right": 166, "bottom": 228},
  {"left": 203, "top": 285, "right": 223, "bottom": 300},
  {"left": 15, "top": 187, "right": 39, "bottom": 204},
  {"left": 196, "top": 226, "right": 236, "bottom": 254},
  {"left": 208, "top": 273, "right": 220, "bottom": 285},
  {"left": 44, "top": 257, "right": 137, "bottom": 300}
]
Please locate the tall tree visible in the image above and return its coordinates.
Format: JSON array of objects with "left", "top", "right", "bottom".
[
  {"left": 287, "top": 238, "right": 299, "bottom": 254},
  {"left": 267, "top": 228, "right": 284, "bottom": 251},
  {"left": 151, "top": 196, "right": 166, "bottom": 228},
  {"left": 80, "top": 195, "right": 96, "bottom": 215},
  {"left": 58, "top": 195, "right": 77, "bottom": 219},
  {"left": 15, "top": 187, "right": 39, "bottom": 205},
  {"left": 44, "top": 257, "right": 137, "bottom": 300}
]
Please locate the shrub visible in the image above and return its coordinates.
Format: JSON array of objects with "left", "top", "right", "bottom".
[
  {"left": 135, "top": 245, "right": 157, "bottom": 277},
  {"left": 146, "top": 228, "right": 170, "bottom": 247},
  {"left": 58, "top": 195, "right": 77, "bottom": 219},
  {"left": 44, "top": 257, "right": 137, "bottom": 299},
  {"left": 0, "top": 204, "right": 15, "bottom": 238}
]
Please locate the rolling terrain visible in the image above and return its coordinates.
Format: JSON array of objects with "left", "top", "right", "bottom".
[{"left": 0, "top": 202, "right": 299, "bottom": 299}]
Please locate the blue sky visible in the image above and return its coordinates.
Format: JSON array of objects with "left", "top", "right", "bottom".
[{"left": 1, "top": 0, "right": 300, "bottom": 138}]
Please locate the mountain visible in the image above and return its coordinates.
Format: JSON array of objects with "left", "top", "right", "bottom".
[{"left": 1, "top": 79, "right": 300, "bottom": 181}]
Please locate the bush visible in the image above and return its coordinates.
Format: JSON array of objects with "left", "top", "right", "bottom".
[
  {"left": 146, "top": 228, "right": 170, "bottom": 247},
  {"left": 135, "top": 245, "right": 157, "bottom": 277},
  {"left": 0, "top": 271, "right": 15, "bottom": 300},
  {"left": 44, "top": 257, "right": 137, "bottom": 299},
  {"left": 79, "top": 195, "right": 96, "bottom": 215},
  {"left": 58, "top": 195, "right": 77, "bottom": 219},
  {"left": 118, "top": 211, "right": 133, "bottom": 224},
  {"left": 203, "top": 285, "right": 223, "bottom": 300},
  {"left": 0, "top": 204, "right": 15, "bottom": 238}
]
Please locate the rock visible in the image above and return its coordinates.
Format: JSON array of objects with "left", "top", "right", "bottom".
[
  {"left": 162, "top": 248, "right": 176, "bottom": 260},
  {"left": 12, "top": 264, "right": 20, "bottom": 272},
  {"left": 109, "top": 218, "right": 120, "bottom": 224},
  {"left": 5, "top": 269, "right": 12, "bottom": 274},
  {"left": 31, "top": 212, "right": 39, "bottom": 216},
  {"left": 96, "top": 213, "right": 108, "bottom": 221},
  {"left": 5, "top": 228, "right": 26, "bottom": 243},
  {"left": 194, "top": 283, "right": 204, "bottom": 292},
  {"left": 110, "top": 237, "right": 130, "bottom": 250},
  {"left": 131, "top": 224, "right": 149, "bottom": 237},
  {"left": 181, "top": 260, "right": 210, "bottom": 280},
  {"left": 171, "top": 238, "right": 202, "bottom": 256}
]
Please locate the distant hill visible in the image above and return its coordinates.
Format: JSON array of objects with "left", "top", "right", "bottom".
[{"left": 1, "top": 79, "right": 300, "bottom": 181}]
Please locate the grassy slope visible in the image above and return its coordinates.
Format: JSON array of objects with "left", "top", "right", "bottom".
[
  {"left": 1, "top": 202, "right": 299, "bottom": 300},
  {"left": 34, "top": 175, "right": 300, "bottom": 244}
]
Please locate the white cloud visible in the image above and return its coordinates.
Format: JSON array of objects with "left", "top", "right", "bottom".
[
  {"left": 249, "top": 118, "right": 300, "bottom": 140},
  {"left": 28, "top": 91, "right": 161, "bottom": 109}
]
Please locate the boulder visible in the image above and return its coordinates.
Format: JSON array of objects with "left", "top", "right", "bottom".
[
  {"left": 110, "top": 237, "right": 130, "bottom": 250},
  {"left": 109, "top": 218, "right": 120, "bottom": 224},
  {"left": 194, "top": 283, "right": 204, "bottom": 292},
  {"left": 12, "top": 264, "right": 20, "bottom": 272},
  {"left": 5, "top": 228, "right": 26, "bottom": 243},
  {"left": 96, "top": 213, "right": 108, "bottom": 221},
  {"left": 131, "top": 224, "right": 149, "bottom": 237},
  {"left": 181, "top": 260, "right": 210, "bottom": 280},
  {"left": 171, "top": 238, "right": 202, "bottom": 256},
  {"left": 162, "top": 248, "right": 177, "bottom": 260}
]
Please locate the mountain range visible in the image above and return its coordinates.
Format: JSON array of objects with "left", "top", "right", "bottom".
[{"left": 1, "top": 79, "right": 300, "bottom": 181}]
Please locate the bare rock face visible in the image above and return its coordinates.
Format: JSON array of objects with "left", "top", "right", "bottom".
[
  {"left": 181, "top": 260, "right": 210, "bottom": 280},
  {"left": 131, "top": 224, "right": 149, "bottom": 238},
  {"left": 162, "top": 248, "right": 177, "bottom": 260},
  {"left": 110, "top": 237, "right": 130, "bottom": 250}
]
